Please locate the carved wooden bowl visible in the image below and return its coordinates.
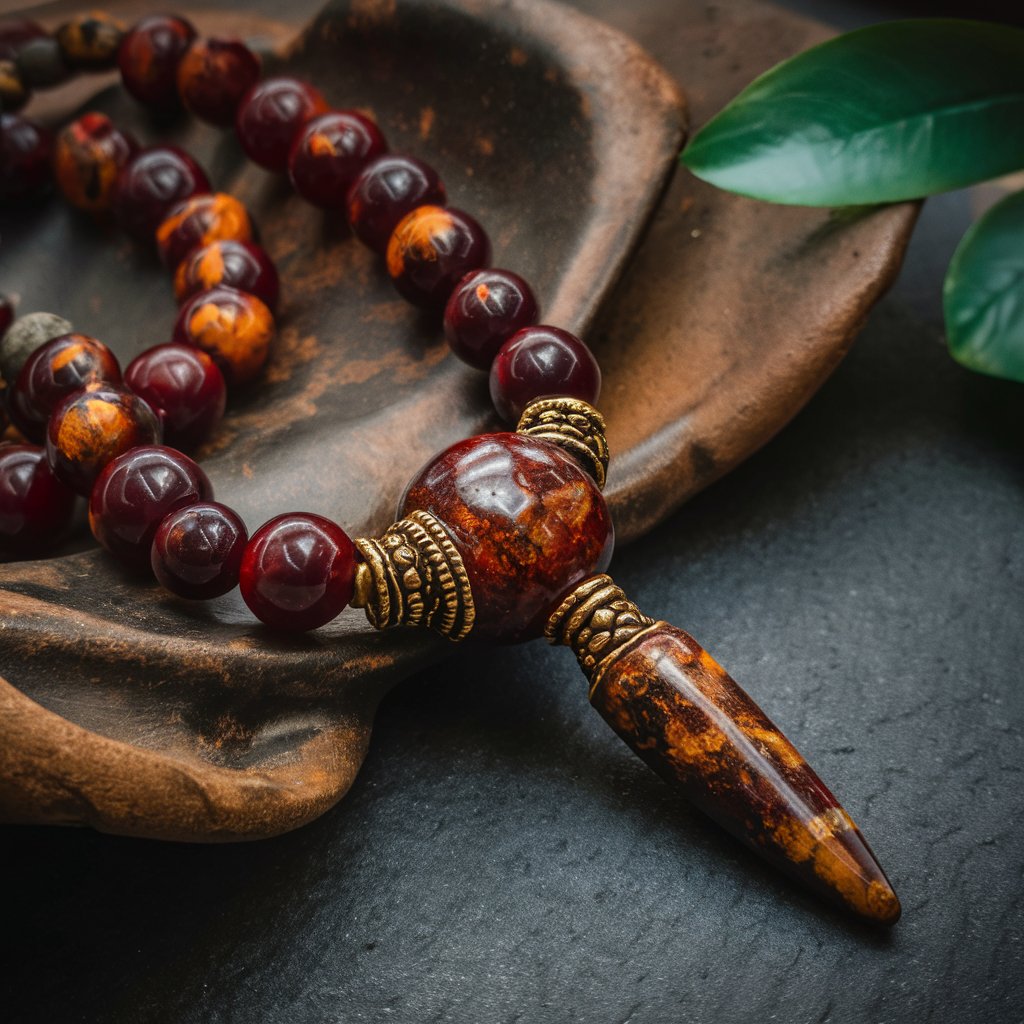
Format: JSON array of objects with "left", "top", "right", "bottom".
[{"left": 0, "top": 0, "right": 916, "bottom": 841}]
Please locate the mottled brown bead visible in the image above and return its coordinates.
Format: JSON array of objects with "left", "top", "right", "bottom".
[
  {"left": 400, "top": 432, "right": 613, "bottom": 641},
  {"left": 54, "top": 112, "right": 137, "bottom": 213},
  {"left": 155, "top": 192, "right": 252, "bottom": 272},
  {"left": 56, "top": 12, "right": 125, "bottom": 71},
  {"left": 46, "top": 384, "right": 162, "bottom": 495},
  {"left": 172, "top": 285, "right": 275, "bottom": 387},
  {"left": 589, "top": 622, "right": 902, "bottom": 925},
  {"left": 386, "top": 205, "right": 491, "bottom": 309},
  {"left": 0, "top": 58, "right": 29, "bottom": 113},
  {"left": 176, "top": 37, "right": 260, "bottom": 127},
  {"left": 117, "top": 15, "right": 196, "bottom": 111}
]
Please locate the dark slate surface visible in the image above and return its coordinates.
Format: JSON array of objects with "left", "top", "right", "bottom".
[{"left": 4, "top": 6, "right": 1024, "bottom": 1024}]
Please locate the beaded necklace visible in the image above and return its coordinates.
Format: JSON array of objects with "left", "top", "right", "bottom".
[{"left": 0, "top": 10, "right": 900, "bottom": 925}]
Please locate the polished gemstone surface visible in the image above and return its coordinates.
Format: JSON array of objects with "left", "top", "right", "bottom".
[
  {"left": 45, "top": 384, "right": 161, "bottom": 495},
  {"left": 89, "top": 445, "right": 213, "bottom": 571},
  {"left": 400, "top": 432, "right": 614, "bottom": 641},
  {"left": 239, "top": 512, "right": 356, "bottom": 631}
]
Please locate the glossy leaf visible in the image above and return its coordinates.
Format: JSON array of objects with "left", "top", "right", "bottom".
[
  {"left": 682, "top": 19, "right": 1024, "bottom": 206},
  {"left": 944, "top": 190, "right": 1024, "bottom": 384}
]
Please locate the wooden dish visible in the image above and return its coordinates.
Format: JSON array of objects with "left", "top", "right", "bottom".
[{"left": 0, "top": 0, "right": 916, "bottom": 841}]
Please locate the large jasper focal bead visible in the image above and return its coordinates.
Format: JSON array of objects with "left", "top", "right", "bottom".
[{"left": 399, "top": 433, "right": 613, "bottom": 642}]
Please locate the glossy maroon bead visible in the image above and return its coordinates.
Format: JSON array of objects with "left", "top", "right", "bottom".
[
  {"left": 444, "top": 269, "right": 539, "bottom": 370},
  {"left": 9, "top": 333, "right": 122, "bottom": 443},
  {"left": 0, "top": 444, "right": 76, "bottom": 553},
  {"left": 124, "top": 344, "right": 226, "bottom": 451},
  {"left": 346, "top": 155, "right": 446, "bottom": 253},
  {"left": 112, "top": 146, "right": 210, "bottom": 242},
  {"left": 239, "top": 513, "right": 356, "bottom": 632},
  {"left": 90, "top": 444, "right": 212, "bottom": 570},
  {"left": 152, "top": 501, "right": 247, "bottom": 599},
  {"left": 400, "top": 433, "right": 613, "bottom": 642},
  {"left": 235, "top": 77, "right": 328, "bottom": 173},
  {"left": 0, "top": 20, "right": 46, "bottom": 61},
  {"left": 176, "top": 37, "right": 260, "bottom": 127},
  {"left": 0, "top": 113, "right": 52, "bottom": 201},
  {"left": 386, "top": 206, "right": 491, "bottom": 310},
  {"left": 117, "top": 14, "right": 196, "bottom": 110},
  {"left": 46, "top": 384, "right": 162, "bottom": 496},
  {"left": 489, "top": 325, "right": 601, "bottom": 424},
  {"left": 173, "top": 240, "right": 279, "bottom": 311},
  {"left": 156, "top": 192, "right": 253, "bottom": 272},
  {"left": 287, "top": 110, "right": 388, "bottom": 209},
  {"left": 53, "top": 112, "right": 137, "bottom": 214}
]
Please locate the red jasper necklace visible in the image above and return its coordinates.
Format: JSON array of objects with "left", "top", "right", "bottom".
[{"left": 0, "top": 10, "right": 901, "bottom": 926}]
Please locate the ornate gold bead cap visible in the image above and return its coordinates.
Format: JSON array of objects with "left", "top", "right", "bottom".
[
  {"left": 545, "top": 574, "right": 656, "bottom": 688},
  {"left": 516, "top": 397, "right": 609, "bottom": 489},
  {"left": 352, "top": 510, "right": 475, "bottom": 642}
]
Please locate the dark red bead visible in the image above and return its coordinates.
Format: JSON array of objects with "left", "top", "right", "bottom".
[
  {"left": 0, "top": 113, "right": 52, "bottom": 201},
  {"left": 240, "top": 513, "right": 356, "bottom": 631},
  {"left": 346, "top": 155, "right": 446, "bottom": 253},
  {"left": 0, "top": 444, "right": 76, "bottom": 553},
  {"left": 489, "top": 325, "right": 601, "bottom": 424},
  {"left": 156, "top": 192, "right": 252, "bottom": 272},
  {"left": 112, "top": 146, "right": 210, "bottom": 242},
  {"left": 118, "top": 14, "right": 196, "bottom": 110},
  {"left": 387, "top": 206, "right": 490, "bottom": 310},
  {"left": 46, "top": 384, "right": 162, "bottom": 496},
  {"left": 287, "top": 110, "right": 388, "bottom": 209},
  {"left": 0, "top": 20, "right": 46, "bottom": 61},
  {"left": 173, "top": 240, "right": 279, "bottom": 311},
  {"left": 444, "top": 269, "right": 539, "bottom": 370},
  {"left": 152, "top": 501, "right": 247, "bottom": 599},
  {"left": 172, "top": 286, "right": 274, "bottom": 387},
  {"left": 89, "top": 445, "right": 213, "bottom": 570},
  {"left": 9, "top": 333, "right": 122, "bottom": 443},
  {"left": 176, "top": 37, "right": 260, "bottom": 127},
  {"left": 53, "top": 112, "right": 138, "bottom": 214},
  {"left": 235, "top": 76, "right": 327, "bottom": 173},
  {"left": 124, "top": 344, "right": 226, "bottom": 451},
  {"left": 400, "top": 433, "right": 613, "bottom": 642}
]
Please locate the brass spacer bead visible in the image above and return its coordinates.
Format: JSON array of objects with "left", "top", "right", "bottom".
[
  {"left": 516, "top": 397, "right": 609, "bottom": 489},
  {"left": 352, "top": 510, "right": 475, "bottom": 642},
  {"left": 545, "top": 574, "right": 656, "bottom": 689}
]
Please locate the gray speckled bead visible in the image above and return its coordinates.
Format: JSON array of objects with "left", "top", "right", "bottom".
[
  {"left": 15, "top": 36, "right": 71, "bottom": 89},
  {"left": 0, "top": 312, "right": 72, "bottom": 384}
]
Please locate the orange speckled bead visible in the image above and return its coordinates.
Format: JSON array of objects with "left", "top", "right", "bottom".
[
  {"left": 172, "top": 285, "right": 274, "bottom": 387},
  {"left": 386, "top": 205, "right": 490, "bottom": 310},
  {"left": 156, "top": 192, "right": 252, "bottom": 272},
  {"left": 53, "top": 112, "right": 137, "bottom": 213},
  {"left": 45, "top": 384, "right": 162, "bottom": 496},
  {"left": 399, "top": 432, "right": 614, "bottom": 642},
  {"left": 176, "top": 37, "right": 260, "bottom": 127},
  {"left": 173, "top": 239, "right": 279, "bottom": 311},
  {"left": 56, "top": 12, "right": 126, "bottom": 71}
]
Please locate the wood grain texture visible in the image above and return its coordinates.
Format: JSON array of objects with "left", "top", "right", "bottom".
[{"left": 0, "top": 0, "right": 917, "bottom": 841}]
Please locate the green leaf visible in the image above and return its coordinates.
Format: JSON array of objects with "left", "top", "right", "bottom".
[
  {"left": 945, "top": 189, "right": 1024, "bottom": 384},
  {"left": 681, "top": 19, "right": 1024, "bottom": 206}
]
